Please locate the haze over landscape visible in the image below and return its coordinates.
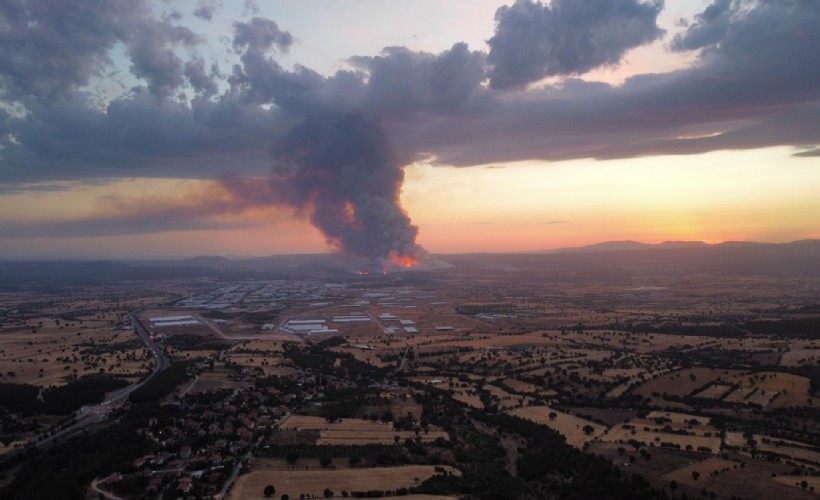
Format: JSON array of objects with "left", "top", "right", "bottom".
[{"left": 0, "top": 0, "right": 818, "bottom": 262}]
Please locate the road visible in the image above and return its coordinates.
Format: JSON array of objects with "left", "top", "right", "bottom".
[
  {"left": 76, "top": 313, "right": 169, "bottom": 420},
  {"left": 90, "top": 478, "right": 126, "bottom": 500},
  {"left": 394, "top": 345, "right": 413, "bottom": 374},
  {"left": 0, "top": 312, "right": 169, "bottom": 462},
  {"left": 214, "top": 452, "right": 252, "bottom": 500},
  {"left": 193, "top": 313, "right": 303, "bottom": 342}
]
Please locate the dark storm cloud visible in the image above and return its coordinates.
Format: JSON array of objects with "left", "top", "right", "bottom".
[
  {"left": 399, "top": 0, "right": 820, "bottom": 164},
  {"left": 0, "top": 92, "right": 278, "bottom": 183},
  {"left": 0, "top": 0, "right": 203, "bottom": 103},
  {"left": 193, "top": 0, "right": 220, "bottom": 22},
  {"left": 1, "top": 0, "right": 819, "bottom": 226},
  {"left": 232, "top": 17, "right": 293, "bottom": 55},
  {"left": 670, "top": 0, "right": 734, "bottom": 52},
  {"left": 125, "top": 23, "right": 201, "bottom": 100},
  {"left": 184, "top": 56, "right": 220, "bottom": 97},
  {"left": 228, "top": 17, "right": 346, "bottom": 113},
  {"left": 351, "top": 43, "right": 486, "bottom": 116},
  {"left": 487, "top": 0, "right": 665, "bottom": 89},
  {"left": 0, "top": 0, "right": 126, "bottom": 103}
]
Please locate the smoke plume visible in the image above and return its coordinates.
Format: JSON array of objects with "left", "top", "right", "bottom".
[{"left": 261, "top": 113, "right": 429, "bottom": 272}]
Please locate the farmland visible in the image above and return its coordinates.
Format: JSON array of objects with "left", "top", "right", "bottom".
[
  {"left": 229, "top": 462, "right": 459, "bottom": 500},
  {"left": 1, "top": 250, "right": 820, "bottom": 499},
  {"left": 281, "top": 415, "right": 449, "bottom": 446}
]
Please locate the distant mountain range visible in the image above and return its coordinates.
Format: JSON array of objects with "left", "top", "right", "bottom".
[
  {"left": 1, "top": 239, "right": 818, "bottom": 290},
  {"left": 544, "top": 239, "right": 806, "bottom": 254}
]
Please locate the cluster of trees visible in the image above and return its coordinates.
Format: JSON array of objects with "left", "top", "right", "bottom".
[
  {"left": 493, "top": 413, "right": 664, "bottom": 499},
  {"left": 0, "top": 375, "right": 129, "bottom": 417},
  {"left": 0, "top": 383, "right": 40, "bottom": 415},
  {"left": 41, "top": 374, "right": 128, "bottom": 414},
  {"left": 128, "top": 361, "right": 192, "bottom": 404},
  {"left": 0, "top": 402, "right": 173, "bottom": 500},
  {"left": 744, "top": 318, "right": 820, "bottom": 339},
  {"left": 259, "top": 444, "right": 408, "bottom": 466},
  {"left": 628, "top": 322, "right": 740, "bottom": 337}
]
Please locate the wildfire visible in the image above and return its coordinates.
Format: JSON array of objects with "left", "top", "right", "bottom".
[
  {"left": 386, "top": 250, "right": 421, "bottom": 270},
  {"left": 351, "top": 250, "right": 427, "bottom": 275}
]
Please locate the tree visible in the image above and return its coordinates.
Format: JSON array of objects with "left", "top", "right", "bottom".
[
  {"left": 582, "top": 425, "right": 595, "bottom": 435},
  {"left": 324, "top": 488, "right": 334, "bottom": 498},
  {"left": 264, "top": 485, "right": 276, "bottom": 497},
  {"left": 286, "top": 451, "right": 299, "bottom": 465},
  {"left": 692, "top": 471, "right": 700, "bottom": 481},
  {"left": 281, "top": 495, "right": 289, "bottom": 500},
  {"left": 319, "top": 456, "right": 332, "bottom": 468},
  {"left": 548, "top": 411, "right": 557, "bottom": 420}
]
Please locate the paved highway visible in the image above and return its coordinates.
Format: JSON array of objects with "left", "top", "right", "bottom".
[{"left": 0, "top": 312, "right": 169, "bottom": 462}]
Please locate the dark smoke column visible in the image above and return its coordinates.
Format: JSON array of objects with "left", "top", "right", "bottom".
[{"left": 269, "top": 113, "right": 428, "bottom": 271}]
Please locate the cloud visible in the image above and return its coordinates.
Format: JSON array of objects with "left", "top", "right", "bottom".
[
  {"left": 232, "top": 17, "right": 293, "bottom": 55},
  {"left": 352, "top": 43, "right": 486, "bottom": 117},
  {"left": 124, "top": 19, "right": 201, "bottom": 100},
  {"left": 794, "top": 147, "right": 820, "bottom": 157},
  {"left": 0, "top": 0, "right": 204, "bottom": 103},
  {"left": 397, "top": 0, "right": 820, "bottom": 164},
  {"left": 0, "top": 91, "right": 279, "bottom": 183},
  {"left": 487, "top": 0, "right": 665, "bottom": 89},
  {"left": 193, "top": 0, "right": 220, "bottom": 21},
  {"left": 670, "top": 0, "right": 734, "bottom": 52},
  {"left": 184, "top": 56, "right": 220, "bottom": 97},
  {"left": 0, "top": 180, "right": 290, "bottom": 237},
  {"left": 0, "top": 1, "right": 818, "bottom": 200}
]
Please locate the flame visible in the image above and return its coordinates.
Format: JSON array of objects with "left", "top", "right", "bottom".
[
  {"left": 351, "top": 250, "right": 428, "bottom": 275},
  {"left": 386, "top": 250, "right": 421, "bottom": 270}
]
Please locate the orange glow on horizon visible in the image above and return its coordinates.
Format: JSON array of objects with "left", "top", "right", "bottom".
[{"left": 1, "top": 147, "right": 818, "bottom": 259}]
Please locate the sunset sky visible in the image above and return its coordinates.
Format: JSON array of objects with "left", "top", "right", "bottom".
[{"left": 1, "top": 0, "right": 818, "bottom": 260}]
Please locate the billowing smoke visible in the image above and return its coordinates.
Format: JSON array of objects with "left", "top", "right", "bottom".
[{"left": 263, "top": 113, "right": 429, "bottom": 272}]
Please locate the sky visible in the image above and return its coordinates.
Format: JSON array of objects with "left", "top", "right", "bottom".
[{"left": 0, "top": 0, "right": 818, "bottom": 261}]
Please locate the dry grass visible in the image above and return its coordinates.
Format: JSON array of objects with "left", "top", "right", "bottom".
[
  {"left": 725, "top": 371, "right": 817, "bottom": 408},
  {"left": 603, "top": 425, "right": 721, "bottom": 452},
  {"left": 0, "top": 325, "right": 150, "bottom": 387},
  {"left": 692, "top": 384, "right": 734, "bottom": 399},
  {"left": 661, "top": 457, "right": 737, "bottom": 486},
  {"left": 500, "top": 378, "right": 541, "bottom": 394},
  {"left": 281, "top": 415, "right": 448, "bottom": 445},
  {"left": 229, "top": 461, "right": 458, "bottom": 500},
  {"left": 645, "top": 411, "right": 712, "bottom": 426},
  {"left": 773, "top": 475, "right": 820, "bottom": 491},
  {"left": 757, "top": 440, "right": 820, "bottom": 466},
  {"left": 779, "top": 348, "right": 820, "bottom": 367},
  {"left": 630, "top": 368, "right": 743, "bottom": 399},
  {"left": 507, "top": 405, "right": 604, "bottom": 448}
]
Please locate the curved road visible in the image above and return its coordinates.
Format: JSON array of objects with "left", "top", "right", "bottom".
[{"left": 1, "top": 312, "right": 169, "bottom": 462}]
